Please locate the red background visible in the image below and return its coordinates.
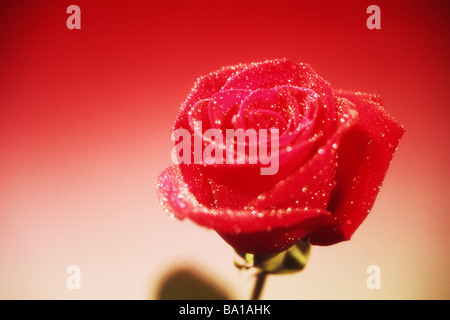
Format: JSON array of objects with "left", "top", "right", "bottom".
[{"left": 1, "top": 0, "right": 449, "bottom": 299}]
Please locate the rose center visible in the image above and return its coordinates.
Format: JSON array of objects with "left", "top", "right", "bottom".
[{"left": 247, "top": 108, "right": 288, "bottom": 132}]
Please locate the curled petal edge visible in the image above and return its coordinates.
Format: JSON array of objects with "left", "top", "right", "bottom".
[
  {"left": 310, "top": 91, "right": 405, "bottom": 245},
  {"left": 157, "top": 165, "right": 332, "bottom": 235}
]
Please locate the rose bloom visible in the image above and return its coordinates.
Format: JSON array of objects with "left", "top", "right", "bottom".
[{"left": 157, "top": 59, "right": 404, "bottom": 254}]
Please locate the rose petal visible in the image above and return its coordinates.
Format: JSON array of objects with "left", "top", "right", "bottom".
[
  {"left": 223, "top": 59, "right": 335, "bottom": 130},
  {"left": 218, "top": 213, "right": 330, "bottom": 254},
  {"left": 175, "top": 63, "right": 248, "bottom": 136},
  {"left": 223, "top": 59, "right": 330, "bottom": 95},
  {"left": 174, "top": 65, "right": 247, "bottom": 206},
  {"left": 188, "top": 99, "right": 212, "bottom": 132},
  {"left": 178, "top": 64, "right": 247, "bottom": 123},
  {"left": 310, "top": 91, "right": 405, "bottom": 245},
  {"left": 279, "top": 85, "right": 335, "bottom": 146},
  {"left": 174, "top": 60, "right": 337, "bottom": 210},
  {"left": 249, "top": 99, "right": 357, "bottom": 211},
  {"left": 199, "top": 91, "right": 355, "bottom": 210},
  {"left": 157, "top": 165, "right": 331, "bottom": 240},
  {"left": 208, "top": 89, "right": 252, "bottom": 129},
  {"left": 238, "top": 88, "right": 295, "bottom": 132}
]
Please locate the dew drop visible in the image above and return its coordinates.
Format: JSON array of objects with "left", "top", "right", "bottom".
[{"left": 231, "top": 114, "right": 239, "bottom": 126}]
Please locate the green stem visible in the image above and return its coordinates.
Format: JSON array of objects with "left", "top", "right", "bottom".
[{"left": 250, "top": 272, "right": 267, "bottom": 300}]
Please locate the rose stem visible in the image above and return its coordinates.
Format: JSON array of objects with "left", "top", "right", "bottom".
[{"left": 250, "top": 272, "right": 267, "bottom": 300}]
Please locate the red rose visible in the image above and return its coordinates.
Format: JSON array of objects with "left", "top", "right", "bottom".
[{"left": 157, "top": 58, "right": 404, "bottom": 254}]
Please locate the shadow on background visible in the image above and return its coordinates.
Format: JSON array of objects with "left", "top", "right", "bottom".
[{"left": 151, "top": 265, "right": 234, "bottom": 300}]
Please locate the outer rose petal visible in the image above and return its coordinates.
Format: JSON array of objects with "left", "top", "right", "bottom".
[
  {"left": 218, "top": 215, "right": 329, "bottom": 254},
  {"left": 156, "top": 165, "right": 331, "bottom": 253},
  {"left": 177, "top": 63, "right": 247, "bottom": 125},
  {"left": 222, "top": 59, "right": 332, "bottom": 102},
  {"left": 310, "top": 91, "right": 404, "bottom": 245},
  {"left": 174, "top": 64, "right": 247, "bottom": 207}
]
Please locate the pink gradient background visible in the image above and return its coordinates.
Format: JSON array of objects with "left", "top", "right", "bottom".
[{"left": 0, "top": 0, "right": 449, "bottom": 299}]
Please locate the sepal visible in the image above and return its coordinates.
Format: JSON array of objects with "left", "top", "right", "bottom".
[{"left": 234, "top": 238, "right": 311, "bottom": 274}]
